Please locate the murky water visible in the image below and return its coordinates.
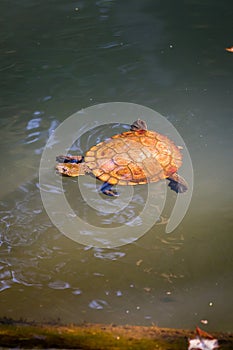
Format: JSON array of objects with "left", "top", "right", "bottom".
[{"left": 0, "top": 0, "right": 233, "bottom": 332}]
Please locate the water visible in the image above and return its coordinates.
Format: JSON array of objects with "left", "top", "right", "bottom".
[{"left": 0, "top": 0, "right": 233, "bottom": 332}]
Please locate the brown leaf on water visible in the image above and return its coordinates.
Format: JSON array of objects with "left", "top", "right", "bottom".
[
  {"left": 196, "top": 327, "right": 214, "bottom": 339},
  {"left": 136, "top": 259, "right": 143, "bottom": 266}
]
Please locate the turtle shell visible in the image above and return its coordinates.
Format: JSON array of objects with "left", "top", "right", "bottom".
[{"left": 84, "top": 129, "right": 183, "bottom": 186}]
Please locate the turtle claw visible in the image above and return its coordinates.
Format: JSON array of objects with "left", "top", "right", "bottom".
[
  {"left": 103, "top": 190, "right": 119, "bottom": 197},
  {"left": 100, "top": 182, "right": 119, "bottom": 197}
]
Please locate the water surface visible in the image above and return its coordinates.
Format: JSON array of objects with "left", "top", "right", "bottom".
[{"left": 0, "top": 0, "right": 233, "bottom": 331}]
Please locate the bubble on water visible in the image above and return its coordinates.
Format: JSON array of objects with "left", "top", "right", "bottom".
[
  {"left": 116, "top": 290, "right": 122, "bottom": 297},
  {"left": 42, "top": 95, "right": 52, "bottom": 102},
  {"left": 89, "top": 299, "right": 108, "bottom": 310},
  {"left": 33, "top": 110, "right": 44, "bottom": 116},
  {"left": 72, "top": 289, "right": 82, "bottom": 295}
]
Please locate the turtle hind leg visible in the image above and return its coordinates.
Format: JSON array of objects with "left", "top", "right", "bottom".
[
  {"left": 100, "top": 182, "right": 119, "bottom": 197},
  {"left": 167, "top": 173, "right": 188, "bottom": 193},
  {"left": 56, "top": 155, "right": 84, "bottom": 163}
]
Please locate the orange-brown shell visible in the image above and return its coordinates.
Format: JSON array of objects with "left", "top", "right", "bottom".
[{"left": 84, "top": 129, "right": 183, "bottom": 185}]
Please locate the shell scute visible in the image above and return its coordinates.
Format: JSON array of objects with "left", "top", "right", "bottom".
[
  {"left": 142, "top": 157, "right": 163, "bottom": 179},
  {"left": 155, "top": 153, "right": 171, "bottom": 167},
  {"left": 140, "top": 136, "right": 157, "bottom": 148},
  {"left": 128, "top": 162, "right": 146, "bottom": 182},
  {"left": 96, "top": 146, "right": 115, "bottom": 159},
  {"left": 98, "top": 173, "right": 110, "bottom": 182},
  {"left": 111, "top": 166, "right": 133, "bottom": 181},
  {"left": 113, "top": 154, "right": 131, "bottom": 166},
  {"left": 156, "top": 141, "right": 171, "bottom": 155},
  {"left": 96, "top": 159, "right": 116, "bottom": 173},
  {"left": 128, "top": 149, "right": 146, "bottom": 162}
]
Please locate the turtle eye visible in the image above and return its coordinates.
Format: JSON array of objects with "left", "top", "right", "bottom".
[{"left": 62, "top": 167, "right": 67, "bottom": 172}]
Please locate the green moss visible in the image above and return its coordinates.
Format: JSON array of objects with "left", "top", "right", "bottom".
[{"left": 0, "top": 321, "right": 232, "bottom": 349}]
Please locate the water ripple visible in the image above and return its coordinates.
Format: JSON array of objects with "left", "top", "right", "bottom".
[
  {"left": 36, "top": 183, "right": 64, "bottom": 194},
  {"left": 0, "top": 280, "right": 11, "bottom": 292},
  {"left": 48, "top": 281, "right": 70, "bottom": 290},
  {"left": 26, "top": 118, "right": 42, "bottom": 130},
  {"left": 25, "top": 131, "right": 40, "bottom": 144},
  {"left": 94, "top": 249, "right": 125, "bottom": 260},
  {"left": 100, "top": 41, "right": 123, "bottom": 49}
]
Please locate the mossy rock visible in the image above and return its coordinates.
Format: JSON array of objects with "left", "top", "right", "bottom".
[{"left": 0, "top": 319, "right": 232, "bottom": 349}]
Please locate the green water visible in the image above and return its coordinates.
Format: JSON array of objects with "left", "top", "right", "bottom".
[{"left": 0, "top": 0, "right": 233, "bottom": 332}]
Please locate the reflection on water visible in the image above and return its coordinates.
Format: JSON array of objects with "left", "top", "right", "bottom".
[{"left": 0, "top": 0, "right": 233, "bottom": 332}]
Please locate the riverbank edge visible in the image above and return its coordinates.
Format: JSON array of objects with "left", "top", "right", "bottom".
[{"left": 0, "top": 319, "right": 232, "bottom": 349}]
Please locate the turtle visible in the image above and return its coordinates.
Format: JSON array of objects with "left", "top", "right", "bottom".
[{"left": 56, "top": 119, "right": 188, "bottom": 196}]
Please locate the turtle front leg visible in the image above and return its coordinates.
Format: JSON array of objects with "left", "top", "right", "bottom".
[
  {"left": 100, "top": 182, "right": 119, "bottom": 197},
  {"left": 167, "top": 173, "right": 188, "bottom": 193}
]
